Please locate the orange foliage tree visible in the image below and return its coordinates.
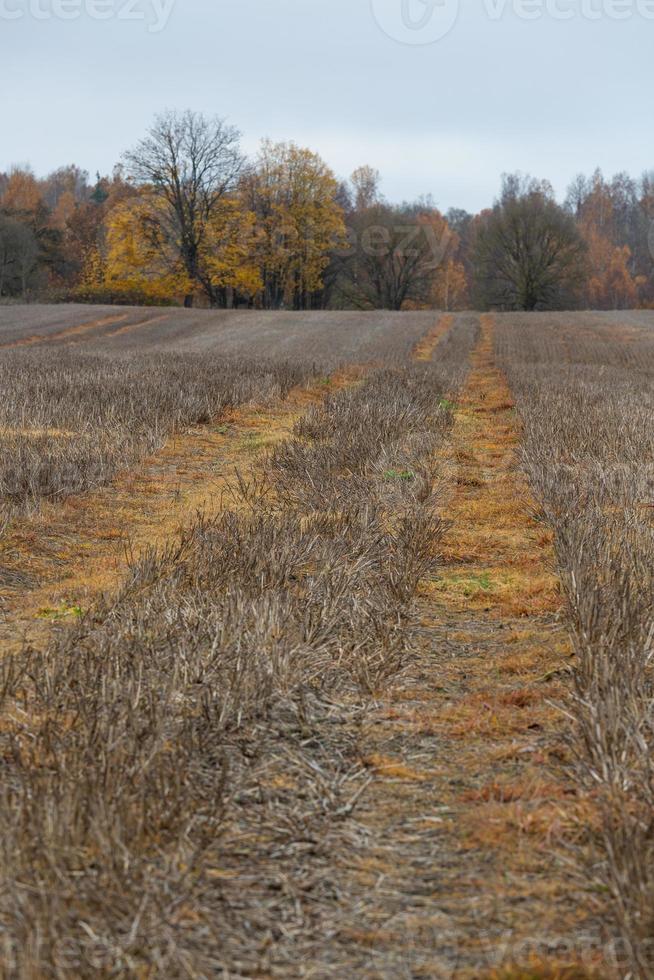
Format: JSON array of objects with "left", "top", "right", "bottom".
[{"left": 583, "top": 225, "right": 644, "bottom": 309}]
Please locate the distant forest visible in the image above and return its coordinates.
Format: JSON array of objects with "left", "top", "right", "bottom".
[{"left": 1, "top": 110, "right": 653, "bottom": 311}]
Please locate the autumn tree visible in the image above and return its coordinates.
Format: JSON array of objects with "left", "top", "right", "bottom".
[
  {"left": 566, "top": 169, "right": 648, "bottom": 308},
  {"left": 336, "top": 202, "right": 453, "bottom": 310},
  {"left": 583, "top": 230, "right": 644, "bottom": 309},
  {"left": 242, "top": 141, "right": 346, "bottom": 309},
  {"left": 430, "top": 254, "right": 468, "bottom": 310},
  {"left": 66, "top": 169, "right": 135, "bottom": 291},
  {"left": 103, "top": 188, "right": 261, "bottom": 305},
  {"left": 123, "top": 110, "right": 246, "bottom": 307},
  {"left": 0, "top": 167, "right": 62, "bottom": 294},
  {"left": 1, "top": 167, "right": 42, "bottom": 215},
  {"left": 0, "top": 216, "right": 40, "bottom": 297},
  {"left": 41, "top": 164, "right": 90, "bottom": 211},
  {"left": 350, "top": 165, "right": 382, "bottom": 211},
  {"left": 472, "top": 175, "right": 587, "bottom": 311},
  {"left": 444, "top": 208, "right": 474, "bottom": 306}
]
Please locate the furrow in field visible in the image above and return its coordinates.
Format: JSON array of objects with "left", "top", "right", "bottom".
[
  {"left": 325, "top": 313, "right": 601, "bottom": 976},
  {"left": 413, "top": 312, "right": 455, "bottom": 360},
  {"left": 0, "top": 312, "right": 130, "bottom": 348},
  {"left": 102, "top": 311, "right": 172, "bottom": 338},
  {"left": 0, "top": 313, "right": 458, "bottom": 657},
  {"left": 0, "top": 368, "right": 363, "bottom": 654}
]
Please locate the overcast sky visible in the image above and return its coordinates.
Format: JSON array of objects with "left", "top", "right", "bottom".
[{"left": 0, "top": 0, "right": 651, "bottom": 212}]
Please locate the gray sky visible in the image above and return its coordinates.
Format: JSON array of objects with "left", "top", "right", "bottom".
[{"left": 1, "top": 0, "right": 651, "bottom": 212}]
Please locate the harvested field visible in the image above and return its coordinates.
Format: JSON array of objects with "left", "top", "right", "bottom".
[
  {"left": 0, "top": 350, "right": 314, "bottom": 514},
  {"left": 0, "top": 305, "right": 437, "bottom": 362},
  {"left": 0, "top": 314, "right": 463, "bottom": 975},
  {"left": 0, "top": 306, "right": 438, "bottom": 513},
  {"left": 0, "top": 307, "right": 653, "bottom": 977},
  {"left": 497, "top": 312, "right": 654, "bottom": 979}
]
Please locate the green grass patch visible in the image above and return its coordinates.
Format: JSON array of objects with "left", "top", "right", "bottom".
[
  {"left": 37, "top": 602, "right": 84, "bottom": 622},
  {"left": 384, "top": 468, "right": 415, "bottom": 482},
  {"left": 436, "top": 572, "right": 494, "bottom": 597}
]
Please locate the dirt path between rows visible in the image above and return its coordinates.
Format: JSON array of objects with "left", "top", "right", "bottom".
[
  {"left": 0, "top": 373, "right": 359, "bottom": 654},
  {"left": 414, "top": 313, "right": 455, "bottom": 361},
  {"left": 0, "top": 312, "right": 455, "bottom": 656},
  {"left": 0, "top": 313, "right": 129, "bottom": 349},
  {"left": 332, "top": 314, "right": 602, "bottom": 977}
]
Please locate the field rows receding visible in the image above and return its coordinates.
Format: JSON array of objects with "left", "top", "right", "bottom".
[
  {"left": 0, "top": 306, "right": 653, "bottom": 977},
  {"left": 0, "top": 310, "right": 455, "bottom": 649},
  {"left": 0, "top": 311, "right": 451, "bottom": 643},
  {"left": 0, "top": 305, "right": 436, "bottom": 359},
  {"left": 0, "top": 310, "right": 467, "bottom": 974},
  {"left": 0, "top": 308, "right": 440, "bottom": 522}
]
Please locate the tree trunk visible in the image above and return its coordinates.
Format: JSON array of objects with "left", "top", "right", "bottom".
[{"left": 184, "top": 293, "right": 194, "bottom": 308}]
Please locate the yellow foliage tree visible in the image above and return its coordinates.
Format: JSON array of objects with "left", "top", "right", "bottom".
[
  {"left": 242, "top": 141, "right": 347, "bottom": 309},
  {"left": 77, "top": 243, "right": 107, "bottom": 295},
  {"left": 103, "top": 190, "right": 261, "bottom": 305}
]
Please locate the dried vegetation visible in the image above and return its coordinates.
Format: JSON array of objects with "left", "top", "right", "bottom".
[
  {"left": 497, "top": 313, "right": 654, "bottom": 978},
  {"left": 0, "top": 316, "right": 478, "bottom": 976},
  {"left": 0, "top": 349, "right": 310, "bottom": 515}
]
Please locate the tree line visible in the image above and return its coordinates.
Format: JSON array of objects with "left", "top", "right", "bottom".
[{"left": 1, "top": 110, "right": 653, "bottom": 311}]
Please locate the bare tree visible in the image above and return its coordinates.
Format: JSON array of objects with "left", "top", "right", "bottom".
[
  {"left": 350, "top": 165, "right": 381, "bottom": 211},
  {"left": 337, "top": 204, "right": 449, "bottom": 310},
  {"left": 124, "top": 110, "right": 245, "bottom": 307},
  {"left": 14, "top": 223, "right": 39, "bottom": 297},
  {"left": 0, "top": 217, "right": 39, "bottom": 298},
  {"left": 0, "top": 217, "right": 15, "bottom": 297},
  {"left": 472, "top": 174, "right": 588, "bottom": 311}
]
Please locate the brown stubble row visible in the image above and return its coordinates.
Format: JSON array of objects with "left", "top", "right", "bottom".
[
  {"left": 0, "top": 350, "right": 313, "bottom": 517},
  {"left": 327, "top": 313, "right": 609, "bottom": 979},
  {"left": 0, "top": 312, "right": 449, "bottom": 649},
  {"left": 413, "top": 312, "right": 455, "bottom": 361},
  {"left": 0, "top": 316, "right": 472, "bottom": 975},
  {"left": 0, "top": 309, "right": 441, "bottom": 521},
  {"left": 496, "top": 312, "right": 654, "bottom": 980},
  {"left": 0, "top": 365, "right": 364, "bottom": 654},
  {"left": 0, "top": 352, "right": 327, "bottom": 658}
]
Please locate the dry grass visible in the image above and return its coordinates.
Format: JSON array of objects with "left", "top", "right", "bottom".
[
  {"left": 0, "top": 373, "right": 362, "bottom": 655},
  {"left": 497, "top": 312, "right": 654, "bottom": 979},
  {"left": 262, "top": 313, "right": 601, "bottom": 977},
  {"left": 0, "top": 304, "right": 439, "bottom": 362},
  {"left": 0, "top": 335, "right": 460, "bottom": 975},
  {"left": 0, "top": 348, "right": 312, "bottom": 515},
  {"left": 1, "top": 308, "right": 643, "bottom": 976}
]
